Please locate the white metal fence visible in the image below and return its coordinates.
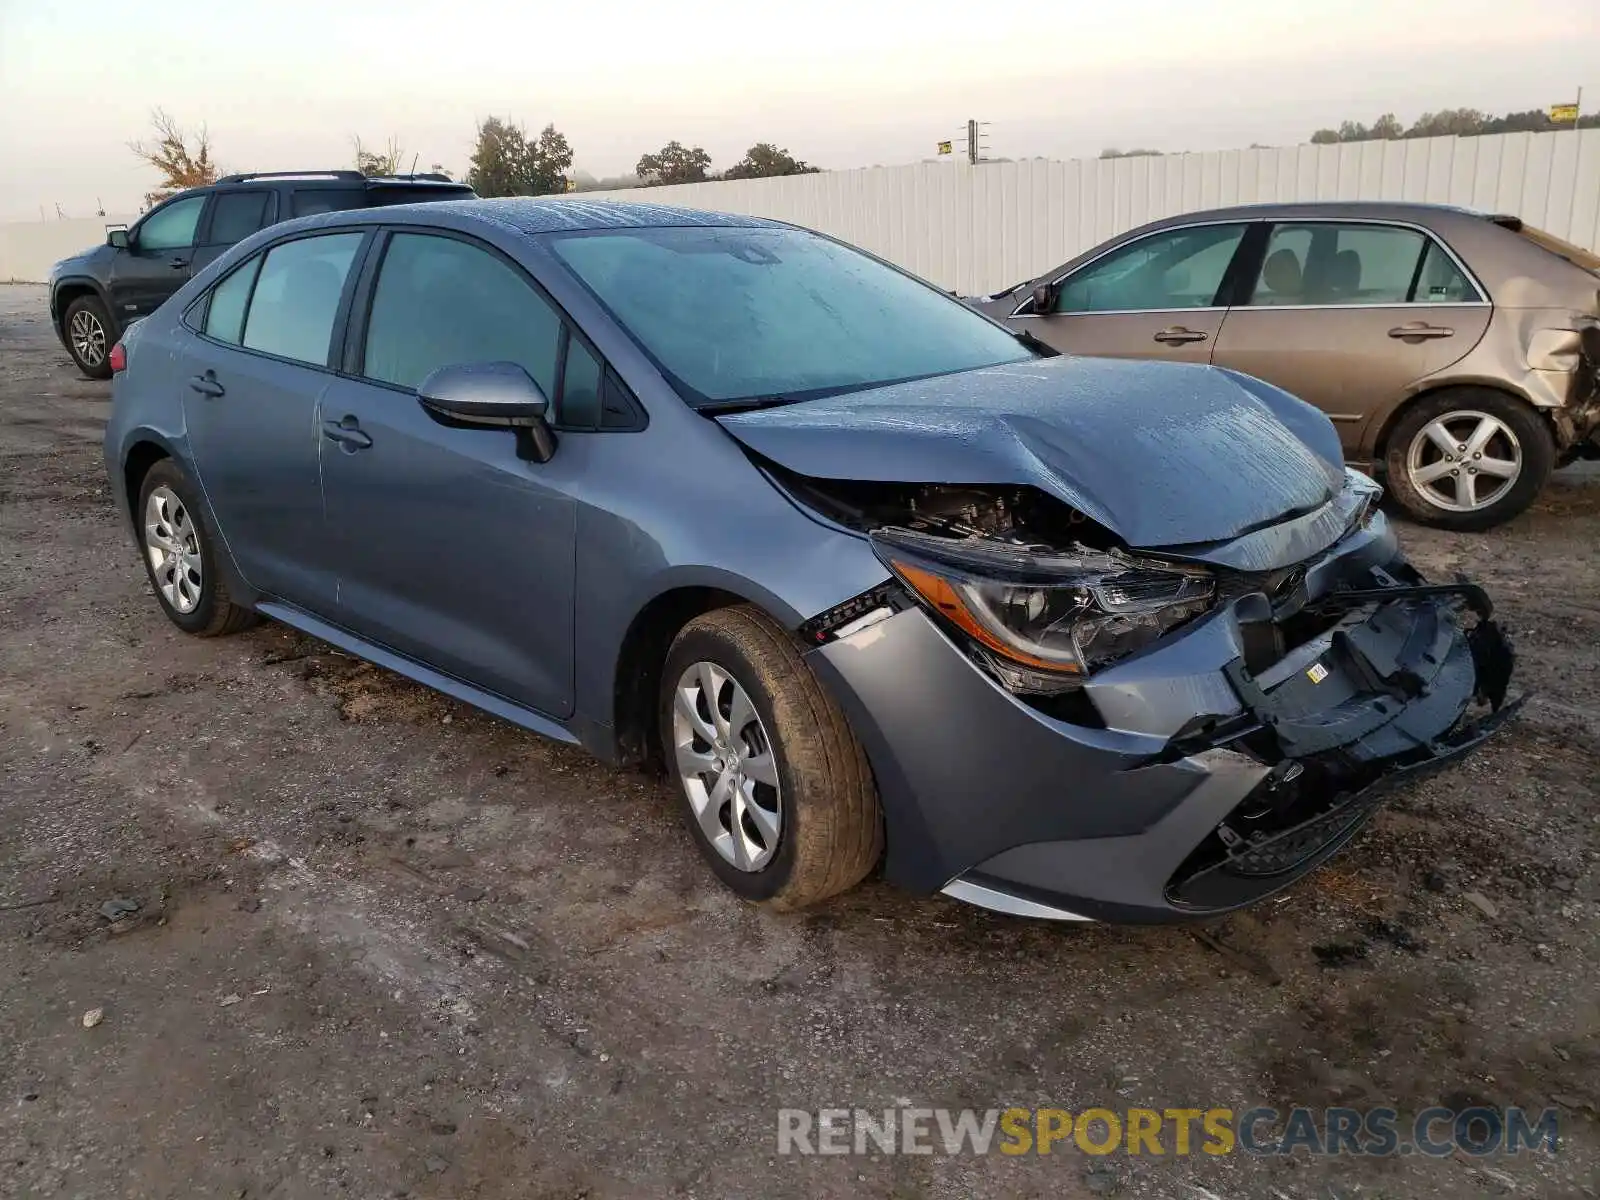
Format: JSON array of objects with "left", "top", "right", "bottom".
[
  {"left": 580, "top": 128, "right": 1600, "bottom": 295},
  {"left": 3, "top": 129, "right": 1597, "bottom": 293}
]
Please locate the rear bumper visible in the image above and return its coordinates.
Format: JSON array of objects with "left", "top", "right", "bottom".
[{"left": 808, "top": 519, "right": 1517, "bottom": 922}]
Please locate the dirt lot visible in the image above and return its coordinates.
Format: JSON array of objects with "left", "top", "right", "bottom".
[{"left": 0, "top": 283, "right": 1596, "bottom": 1200}]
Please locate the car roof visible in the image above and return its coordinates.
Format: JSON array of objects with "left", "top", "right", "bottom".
[
  {"left": 291, "top": 196, "right": 785, "bottom": 237},
  {"left": 1137, "top": 200, "right": 1509, "bottom": 227}
]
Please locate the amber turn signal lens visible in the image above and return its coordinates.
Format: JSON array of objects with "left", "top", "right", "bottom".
[{"left": 890, "top": 559, "right": 1082, "bottom": 675}]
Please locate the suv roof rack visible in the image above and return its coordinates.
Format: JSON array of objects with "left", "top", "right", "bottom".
[
  {"left": 366, "top": 173, "right": 458, "bottom": 183},
  {"left": 215, "top": 170, "right": 367, "bottom": 184}
]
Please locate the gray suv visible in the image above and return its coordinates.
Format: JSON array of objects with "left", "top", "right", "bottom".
[
  {"left": 48, "top": 170, "right": 473, "bottom": 378},
  {"left": 103, "top": 199, "right": 1517, "bottom": 922}
]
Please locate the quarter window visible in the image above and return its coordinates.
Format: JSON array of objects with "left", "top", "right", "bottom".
[
  {"left": 362, "top": 233, "right": 562, "bottom": 399},
  {"left": 206, "top": 191, "right": 272, "bottom": 246},
  {"left": 241, "top": 233, "right": 364, "bottom": 366},
  {"left": 1246, "top": 223, "right": 1475, "bottom": 306},
  {"left": 1054, "top": 225, "right": 1246, "bottom": 313},
  {"left": 135, "top": 196, "right": 206, "bottom": 251},
  {"left": 203, "top": 257, "right": 261, "bottom": 345}
]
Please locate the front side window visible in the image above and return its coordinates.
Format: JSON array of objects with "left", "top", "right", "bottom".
[
  {"left": 550, "top": 226, "right": 1031, "bottom": 406},
  {"left": 1054, "top": 225, "right": 1246, "bottom": 314},
  {"left": 206, "top": 191, "right": 272, "bottom": 246},
  {"left": 1246, "top": 223, "right": 1472, "bottom": 306},
  {"left": 362, "top": 233, "right": 563, "bottom": 397},
  {"left": 204, "top": 257, "right": 262, "bottom": 344},
  {"left": 241, "top": 233, "right": 364, "bottom": 365},
  {"left": 136, "top": 195, "right": 206, "bottom": 251}
]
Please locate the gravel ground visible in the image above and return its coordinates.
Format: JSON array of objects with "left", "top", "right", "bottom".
[{"left": 1, "top": 283, "right": 1596, "bottom": 1199}]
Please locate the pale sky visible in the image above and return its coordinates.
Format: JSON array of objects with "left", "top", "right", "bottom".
[{"left": 2, "top": 0, "right": 1596, "bottom": 221}]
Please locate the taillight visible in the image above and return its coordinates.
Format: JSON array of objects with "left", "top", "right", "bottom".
[{"left": 108, "top": 342, "right": 127, "bottom": 373}]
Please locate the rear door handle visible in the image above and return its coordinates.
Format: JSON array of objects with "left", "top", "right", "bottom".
[
  {"left": 322, "top": 416, "right": 373, "bottom": 451},
  {"left": 188, "top": 371, "right": 224, "bottom": 398},
  {"left": 1153, "top": 327, "right": 1208, "bottom": 345},
  {"left": 1388, "top": 324, "right": 1454, "bottom": 341}
]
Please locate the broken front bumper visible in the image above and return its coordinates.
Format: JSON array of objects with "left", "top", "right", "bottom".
[{"left": 807, "top": 519, "right": 1517, "bottom": 922}]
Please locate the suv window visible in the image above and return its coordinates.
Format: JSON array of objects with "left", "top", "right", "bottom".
[
  {"left": 204, "top": 257, "right": 262, "bottom": 344},
  {"left": 362, "top": 233, "right": 562, "bottom": 401},
  {"left": 1054, "top": 225, "right": 1246, "bottom": 313},
  {"left": 1247, "top": 222, "right": 1473, "bottom": 306},
  {"left": 206, "top": 191, "right": 272, "bottom": 246},
  {"left": 136, "top": 195, "right": 206, "bottom": 251},
  {"left": 241, "top": 233, "right": 364, "bottom": 365},
  {"left": 292, "top": 189, "right": 365, "bottom": 218}
]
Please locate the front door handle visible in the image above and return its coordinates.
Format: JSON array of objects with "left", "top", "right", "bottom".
[
  {"left": 169, "top": 258, "right": 188, "bottom": 270},
  {"left": 1153, "top": 326, "right": 1208, "bottom": 345},
  {"left": 1388, "top": 323, "right": 1455, "bottom": 342},
  {"left": 322, "top": 416, "right": 373, "bottom": 451},
  {"left": 188, "top": 371, "right": 224, "bottom": 398}
]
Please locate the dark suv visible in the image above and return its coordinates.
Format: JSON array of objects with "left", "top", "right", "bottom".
[{"left": 48, "top": 170, "right": 474, "bottom": 377}]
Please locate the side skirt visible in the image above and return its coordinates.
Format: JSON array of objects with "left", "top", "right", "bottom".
[{"left": 255, "top": 601, "right": 581, "bottom": 747}]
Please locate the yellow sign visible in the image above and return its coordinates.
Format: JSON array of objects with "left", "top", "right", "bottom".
[
  {"left": 1550, "top": 103, "right": 1579, "bottom": 123},
  {"left": 937, "top": 140, "right": 953, "bottom": 155}
]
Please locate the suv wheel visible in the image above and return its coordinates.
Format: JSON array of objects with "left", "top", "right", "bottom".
[
  {"left": 659, "top": 605, "right": 882, "bottom": 910},
  {"left": 64, "top": 295, "right": 114, "bottom": 379},
  {"left": 1384, "top": 389, "right": 1554, "bottom": 531},
  {"left": 136, "top": 459, "right": 257, "bottom": 636}
]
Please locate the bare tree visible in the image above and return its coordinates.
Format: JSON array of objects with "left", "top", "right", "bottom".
[
  {"left": 353, "top": 135, "right": 405, "bottom": 176},
  {"left": 129, "top": 109, "right": 220, "bottom": 198}
]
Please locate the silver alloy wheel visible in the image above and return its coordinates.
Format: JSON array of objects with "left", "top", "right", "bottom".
[
  {"left": 69, "top": 308, "right": 106, "bottom": 367},
  {"left": 671, "top": 661, "right": 783, "bottom": 872},
  {"left": 1405, "top": 409, "right": 1522, "bottom": 513},
  {"left": 144, "top": 486, "right": 203, "bottom": 614}
]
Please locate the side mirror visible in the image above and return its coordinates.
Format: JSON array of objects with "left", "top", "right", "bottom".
[
  {"left": 107, "top": 227, "right": 130, "bottom": 249},
  {"left": 416, "top": 361, "right": 557, "bottom": 462},
  {"left": 1031, "top": 282, "right": 1057, "bottom": 314}
]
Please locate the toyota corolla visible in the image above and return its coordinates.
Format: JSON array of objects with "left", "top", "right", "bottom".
[{"left": 103, "top": 199, "right": 1518, "bottom": 921}]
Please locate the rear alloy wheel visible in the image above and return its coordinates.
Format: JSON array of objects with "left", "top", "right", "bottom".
[
  {"left": 64, "top": 295, "right": 114, "bottom": 379},
  {"left": 136, "top": 459, "right": 257, "bottom": 636},
  {"left": 1384, "top": 389, "right": 1553, "bottom": 531},
  {"left": 659, "top": 605, "right": 882, "bottom": 909}
]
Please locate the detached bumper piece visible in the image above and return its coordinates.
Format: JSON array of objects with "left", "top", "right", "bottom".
[{"left": 1165, "top": 595, "right": 1520, "bottom": 912}]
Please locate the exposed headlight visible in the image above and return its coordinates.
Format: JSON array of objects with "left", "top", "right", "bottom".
[{"left": 870, "top": 527, "right": 1215, "bottom": 693}]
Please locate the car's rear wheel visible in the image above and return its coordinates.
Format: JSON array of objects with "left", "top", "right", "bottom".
[
  {"left": 658, "top": 605, "right": 882, "bottom": 910},
  {"left": 63, "top": 295, "right": 114, "bottom": 379},
  {"left": 1384, "top": 389, "right": 1554, "bottom": 531},
  {"left": 136, "top": 459, "right": 256, "bottom": 636}
]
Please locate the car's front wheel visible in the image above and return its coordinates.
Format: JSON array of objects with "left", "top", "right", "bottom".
[
  {"left": 1384, "top": 388, "right": 1554, "bottom": 531},
  {"left": 63, "top": 295, "right": 114, "bottom": 379},
  {"left": 659, "top": 605, "right": 883, "bottom": 910},
  {"left": 136, "top": 459, "right": 257, "bottom": 636}
]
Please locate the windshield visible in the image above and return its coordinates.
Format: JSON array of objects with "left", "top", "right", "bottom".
[{"left": 548, "top": 226, "right": 1032, "bottom": 407}]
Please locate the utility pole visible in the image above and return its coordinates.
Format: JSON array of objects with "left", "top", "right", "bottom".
[
  {"left": 1577, "top": 87, "right": 1585, "bottom": 131},
  {"left": 967, "top": 119, "right": 978, "bottom": 166}
]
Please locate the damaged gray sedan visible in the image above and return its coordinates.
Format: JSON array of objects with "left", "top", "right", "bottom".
[{"left": 105, "top": 199, "right": 1517, "bottom": 922}]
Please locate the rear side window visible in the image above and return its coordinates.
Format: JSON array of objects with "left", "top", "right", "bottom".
[
  {"left": 204, "top": 257, "right": 261, "bottom": 344},
  {"left": 361, "top": 233, "right": 562, "bottom": 398},
  {"left": 241, "top": 233, "right": 364, "bottom": 366},
  {"left": 292, "top": 189, "right": 365, "bottom": 218},
  {"left": 206, "top": 191, "right": 272, "bottom": 246},
  {"left": 1055, "top": 225, "right": 1245, "bottom": 313},
  {"left": 1414, "top": 241, "right": 1478, "bottom": 302},
  {"left": 1246, "top": 223, "right": 1476, "bottom": 306}
]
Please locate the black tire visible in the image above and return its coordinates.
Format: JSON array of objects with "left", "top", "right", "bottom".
[
  {"left": 62, "top": 295, "right": 114, "bottom": 380},
  {"left": 135, "top": 459, "right": 257, "bottom": 637},
  {"left": 658, "top": 605, "right": 882, "bottom": 910},
  {"left": 1383, "top": 388, "right": 1554, "bottom": 531}
]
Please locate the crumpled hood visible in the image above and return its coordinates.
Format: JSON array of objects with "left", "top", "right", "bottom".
[{"left": 717, "top": 356, "right": 1347, "bottom": 548}]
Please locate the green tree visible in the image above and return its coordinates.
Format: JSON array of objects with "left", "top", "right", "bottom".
[
  {"left": 466, "top": 117, "right": 574, "bottom": 197},
  {"left": 722, "top": 143, "right": 819, "bottom": 179},
  {"left": 636, "top": 140, "right": 712, "bottom": 186},
  {"left": 1099, "top": 147, "right": 1163, "bottom": 158}
]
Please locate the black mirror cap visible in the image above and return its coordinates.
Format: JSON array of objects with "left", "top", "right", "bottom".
[
  {"left": 416, "top": 361, "right": 556, "bottom": 462},
  {"left": 1031, "top": 282, "right": 1056, "bottom": 314}
]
